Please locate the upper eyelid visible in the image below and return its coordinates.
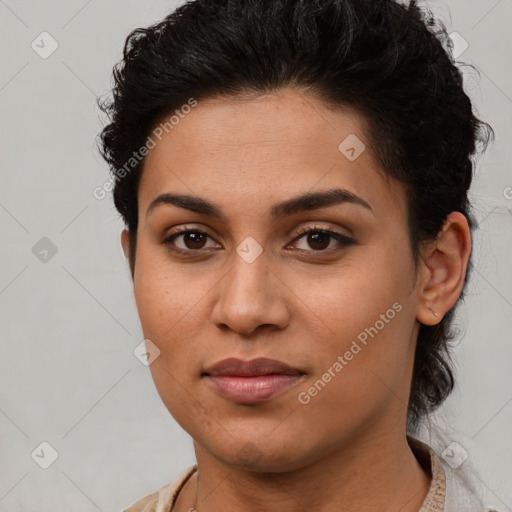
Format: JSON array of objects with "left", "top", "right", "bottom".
[
  {"left": 293, "top": 222, "right": 341, "bottom": 236},
  {"left": 166, "top": 223, "right": 347, "bottom": 238},
  {"left": 164, "top": 224, "right": 352, "bottom": 248}
]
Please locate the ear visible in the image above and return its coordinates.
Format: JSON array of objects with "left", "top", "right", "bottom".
[
  {"left": 121, "top": 228, "right": 130, "bottom": 260},
  {"left": 415, "top": 212, "right": 472, "bottom": 326}
]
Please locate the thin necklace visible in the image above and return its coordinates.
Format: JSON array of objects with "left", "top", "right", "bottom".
[
  {"left": 175, "top": 469, "right": 200, "bottom": 512},
  {"left": 193, "top": 470, "right": 199, "bottom": 511}
]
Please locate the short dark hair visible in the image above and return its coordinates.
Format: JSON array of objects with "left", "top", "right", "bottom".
[{"left": 96, "top": 0, "right": 494, "bottom": 432}]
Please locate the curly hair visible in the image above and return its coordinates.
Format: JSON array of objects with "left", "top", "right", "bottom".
[{"left": 96, "top": 0, "right": 494, "bottom": 432}]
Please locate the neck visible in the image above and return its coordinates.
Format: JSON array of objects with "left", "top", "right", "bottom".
[{"left": 176, "top": 432, "right": 431, "bottom": 512}]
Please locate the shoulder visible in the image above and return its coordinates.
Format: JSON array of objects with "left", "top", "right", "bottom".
[
  {"left": 121, "top": 465, "right": 197, "bottom": 512},
  {"left": 408, "top": 435, "right": 501, "bottom": 512}
]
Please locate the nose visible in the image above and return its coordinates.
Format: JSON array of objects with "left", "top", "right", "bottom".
[{"left": 210, "top": 248, "right": 290, "bottom": 336}]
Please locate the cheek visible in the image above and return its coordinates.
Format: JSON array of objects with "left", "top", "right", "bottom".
[
  {"left": 308, "top": 252, "right": 411, "bottom": 345},
  {"left": 133, "top": 243, "right": 201, "bottom": 338},
  {"left": 309, "top": 279, "right": 410, "bottom": 381},
  {"left": 296, "top": 249, "right": 415, "bottom": 412},
  {"left": 293, "top": 307, "right": 413, "bottom": 443},
  {"left": 133, "top": 255, "right": 205, "bottom": 419},
  {"left": 132, "top": 245, "right": 222, "bottom": 387}
]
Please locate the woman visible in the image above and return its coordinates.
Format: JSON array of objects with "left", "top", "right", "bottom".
[{"left": 97, "top": 0, "right": 496, "bottom": 510}]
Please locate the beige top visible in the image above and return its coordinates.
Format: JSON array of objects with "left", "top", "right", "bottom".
[{"left": 120, "top": 437, "right": 465, "bottom": 512}]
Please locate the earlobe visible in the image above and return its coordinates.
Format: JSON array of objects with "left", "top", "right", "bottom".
[
  {"left": 121, "top": 229, "right": 130, "bottom": 260},
  {"left": 415, "top": 212, "right": 471, "bottom": 326}
]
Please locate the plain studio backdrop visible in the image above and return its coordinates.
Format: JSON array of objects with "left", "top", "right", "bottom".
[{"left": 0, "top": 0, "right": 511, "bottom": 510}]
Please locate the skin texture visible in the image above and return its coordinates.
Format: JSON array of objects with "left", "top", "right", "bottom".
[{"left": 121, "top": 88, "right": 471, "bottom": 511}]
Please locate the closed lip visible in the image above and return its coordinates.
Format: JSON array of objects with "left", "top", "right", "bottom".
[
  {"left": 203, "top": 357, "right": 305, "bottom": 404},
  {"left": 203, "top": 357, "right": 304, "bottom": 377}
]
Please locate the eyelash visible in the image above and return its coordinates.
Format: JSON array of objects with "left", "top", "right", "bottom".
[{"left": 161, "top": 224, "right": 354, "bottom": 256}]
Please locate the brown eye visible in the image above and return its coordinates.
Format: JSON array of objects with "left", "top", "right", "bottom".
[
  {"left": 289, "top": 228, "right": 354, "bottom": 252},
  {"left": 162, "top": 228, "right": 221, "bottom": 253},
  {"left": 180, "top": 231, "right": 208, "bottom": 250},
  {"left": 305, "top": 231, "right": 331, "bottom": 250}
]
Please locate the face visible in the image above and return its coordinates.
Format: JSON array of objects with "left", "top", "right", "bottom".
[{"left": 124, "top": 88, "right": 423, "bottom": 472}]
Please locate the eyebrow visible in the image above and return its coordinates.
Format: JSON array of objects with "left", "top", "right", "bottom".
[{"left": 146, "top": 188, "right": 374, "bottom": 221}]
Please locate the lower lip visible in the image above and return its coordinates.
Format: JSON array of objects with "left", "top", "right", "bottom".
[{"left": 205, "top": 374, "right": 303, "bottom": 403}]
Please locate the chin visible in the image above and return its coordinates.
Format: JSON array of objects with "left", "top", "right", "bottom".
[{"left": 200, "top": 433, "right": 319, "bottom": 473}]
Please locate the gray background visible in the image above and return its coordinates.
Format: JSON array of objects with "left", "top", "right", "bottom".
[{"left": 0, "top": 0, "right": 510, "bottom": 510}]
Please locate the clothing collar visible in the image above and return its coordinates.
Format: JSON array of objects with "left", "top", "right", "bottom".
[
  {"left": 408, "top": 435, "right": 447, "bottom": 511},
  {"left": 123, "top": 437, "right": 447, "bottom": 511}
]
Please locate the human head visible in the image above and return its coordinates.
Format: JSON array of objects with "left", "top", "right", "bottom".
[{"left": 97, "top": 0, "right": 493, "bottom": 437}]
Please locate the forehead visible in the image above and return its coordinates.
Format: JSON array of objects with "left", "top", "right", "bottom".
[{"left": 137, "top": 89, "right": 406, "bottom": 221}]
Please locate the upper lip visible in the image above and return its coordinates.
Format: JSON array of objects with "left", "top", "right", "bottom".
[{"left": 203, "top": 357, "right": 303, "bottom": 377}]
